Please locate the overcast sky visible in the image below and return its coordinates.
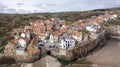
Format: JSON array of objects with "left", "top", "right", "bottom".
[{"left": 0, "top": 0, "right": 120, "bottom": 13}]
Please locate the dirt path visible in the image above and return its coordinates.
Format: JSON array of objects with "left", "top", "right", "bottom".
[{"left": 86, "top": 36, "right": 120, "bottom": 67}]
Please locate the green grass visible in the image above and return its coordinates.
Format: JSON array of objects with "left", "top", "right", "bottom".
[
  {"left": 74, "top": 58, "right": 92, "bottom": 64},
  {"left": 57, "top": 58, "right": 92, "bottom": 66},
  {"left": 65, "top": 21, "right": 72, "bottom": 25},
  {"left": 105, "top": 23, "right": 117, "bottom": 27},
  {"left": 82, "top": 29, "right": 90, "bottom": 34},
  {"left": 57, "top": 58, "right": 75, "bottom": 66}
]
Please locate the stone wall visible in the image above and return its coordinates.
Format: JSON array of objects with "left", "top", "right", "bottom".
[{"left": 65, "top": 27, "right": 120, "bottom": 60}]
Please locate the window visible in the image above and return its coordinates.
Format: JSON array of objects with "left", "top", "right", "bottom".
[{"left": 68, "top": 41, "right": 69, "bottom": 44}]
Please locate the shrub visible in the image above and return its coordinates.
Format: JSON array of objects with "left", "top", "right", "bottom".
[{"left": 82, "top": 29, "right": 90, "bottom": 34}]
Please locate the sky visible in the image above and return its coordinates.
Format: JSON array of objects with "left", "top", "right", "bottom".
[{"left": 0, "top": 0, "right": 120, "bottom": 14}]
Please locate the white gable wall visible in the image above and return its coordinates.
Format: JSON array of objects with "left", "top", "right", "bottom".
[{"left": 18, "top": 39, "right": 26, "bottom": 48}]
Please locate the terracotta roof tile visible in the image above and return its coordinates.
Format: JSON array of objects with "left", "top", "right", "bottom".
[
  {"left": 10, "top": 39, "right": 18, "bottom": 45},
  {"left": 59, "top": 28, "right": 67, "bottom": 33},
  {"left": 72, "top": 31, "right": 82, "bottom": 36},
  {"left": 22, "top": 37, "right": 29, "bottom": 41}
]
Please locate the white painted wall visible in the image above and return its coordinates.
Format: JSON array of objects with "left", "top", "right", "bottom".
[
  {"left": 60, "top": 39, "right": 75, "bottom": 49},
  {"left": 72, "top": 35, "right": 82, "bottom": 41},
  {"left": 26, "top": 33, "right": 30, "bottom": 39},
  {"left": 60, "top": 39, "right": 66, "bottom": 49},
  {"left": 50, "top": 34, "right": 54, "bottom": 43},
  {"left": 86, "top": 25, "right": 97, "bottom": 33},
  {"left": 21, "top": 33, "right": 25, "bottom": 38},
  {"left": 18, "top": 39, "right": 26, "bottom": 48}
]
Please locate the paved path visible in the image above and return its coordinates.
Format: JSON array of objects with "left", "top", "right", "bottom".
[
  {"left": 45, "top": 55, "right": 61, "bottom": 67},
  {"left": 86, "top": 36, "right": 120, "bottom": 67},
  {"left": 32, "top": 46, "right": 61, "bottom": 67},
  {"left": 33, "top": 47, "right": 46, "bottom": 67}
]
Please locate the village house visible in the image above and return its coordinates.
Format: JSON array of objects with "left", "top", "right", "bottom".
[
  {"left": 72, "top": 31, "right": 83, "bottom": 41},
  {"left": 59, "top": 37, "right": 75, "bottom": 49},
  {"left": 8, "top": 27, "right": 31, "bottom": 55},
  {"left": 49, "top": 33, "right": 54, "bottom": 43},
  {"left": 109, "top": 14, "right": 118, "bottom": 20},
  {"left": 85, "top": 24, "right": 98, "bottom": 33},
  {"left": 37, "top": 33, "right": 46, "bottom": 43},
  {"left": 53, "top": 31, "right": 61, "bottom": 43},
  {"left": 15, "top": 32, "right": 30, "bottom": 55},
  {"left": 59, "top": 32, "right": 75, "bottom": 49},
  {"left": 58, "top": 19, "right": 65, "bottom": 23},
  {"left": 16, "top": 38, "right": 27, "bottom": 55},
  {"left": 90, "top": 18, "right": 104, "bottom": 30},
  {"left": 84, "top": 17, "right": 105, "bottom": 33},
  {"left": 71, "top": 26, "right": 78, "bottom": 31},
  {"left": 50, "top": 18, "right": 60, "bottom": 23}
]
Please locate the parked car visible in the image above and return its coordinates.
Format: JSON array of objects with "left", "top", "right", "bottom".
[
  {"left": 49, "top": 44, "right": 57, "bottom": 48},
  {"left": 38, "top": 41, "right": 45, "bottom": 46}
]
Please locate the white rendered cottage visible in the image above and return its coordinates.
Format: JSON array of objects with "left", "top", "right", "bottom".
[
  {"left": 85, "top": 24, "right": 98, "bottom": 33},
  {"left": 50, "top": 34, "right": 54, "bottom": 43},
  {"left": 72, "top": 31, "right": 82, "bottom": 41},
  {"left": 110, "top": 14, "right": 118, "bottom": 20},
  {"left": 16, "top": 38, "right": 27, "bottom": 55},
  {"left": 16, "top": 33, "right": 27, "bottom": 55},
  {"left": 59, "top": 38, "right": 75, "bottom": 49}
]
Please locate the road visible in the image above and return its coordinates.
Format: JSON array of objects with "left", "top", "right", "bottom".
[{"left": 86, "top": 36, "right": 120, "bottom": 67}]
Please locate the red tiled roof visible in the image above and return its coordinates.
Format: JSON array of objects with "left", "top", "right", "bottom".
[
  {"left": 54, "top": 31, "right": 61, "bottom": 36},
  {"left": 59, "top": 28, "right": 67, "bottom": 33},
  {"left": 90, "top": 17, "right": 104, "bottom": 24},
  {"left": 10, "top": 39, "right": 18, "bottom": 45},
  {"left": 37, "top": 33, "right": 45, "bottom": 37},
  {"left": 72, "top": 31, "right": 82, "bottom": 36},
  {"left": 21, "top": 37, "right": 29, "bottom": 42}
]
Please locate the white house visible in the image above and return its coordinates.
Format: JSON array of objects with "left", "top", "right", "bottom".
[
  {"left": 59, "top": 19, "right": 65, "bottom": 23},
  {"left": 37, "top": 33, "right": 46, "bottom": 43},
  {"left": 110, "top": 14, "right": 118, "bottom": 20},
  {"left": 85, "top": 24, "right": 98, "bottom": 33},
  {"left": 60, "top": 25, "right": 67, "bottom": 29},
  {"left": 26, "top": 31, "right": 31, "bottom": 40},
  {"left": 50, "top": 34, "right": 54, "bottom": 43},
  {"left": 59, "top": 38, "right": 75, "bottom": 49},
  {"left": 72, "top": 32, "right": 82, "bottom": 41},
  {"left": 71, "top": 26, "right": 78, "bottom": 31},
  {"left": 16, "top": 38, "right": 27, "bottom": 55},
  {"left": 18, "top": 39, "right": 27, "bottom": 48}
]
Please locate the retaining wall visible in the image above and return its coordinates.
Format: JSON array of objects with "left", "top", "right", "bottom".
[{"left": 65, "top": 27, "right": 120, "bottom": 60}]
